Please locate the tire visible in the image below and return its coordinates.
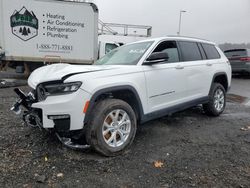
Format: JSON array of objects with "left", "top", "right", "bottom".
[
  {"left": 85, "top": 99, "right": 137, "bottom": 156},
  {"left": 203, "top": 83, "right": 226, "bottom": 116}
]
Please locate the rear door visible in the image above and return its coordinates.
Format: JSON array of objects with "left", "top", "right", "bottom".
[{"left": 177, "top": 41, "right": 213, "bottom": 100}]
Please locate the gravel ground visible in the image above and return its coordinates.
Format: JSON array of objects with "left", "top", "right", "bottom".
[{"left": 1, "top": 86, "right": 250, "bottom": 188}]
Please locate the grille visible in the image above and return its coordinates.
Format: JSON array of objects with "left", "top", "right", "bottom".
[{"left": 36, "top": 84, "right": 47, "bottom": 102}]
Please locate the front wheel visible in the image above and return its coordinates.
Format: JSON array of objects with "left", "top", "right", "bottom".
[
  {"left": 85, "top": 99, "right": 137, "bottom": 156},
  {"left": 203, "top": 83, "right": 226, "bottom": 116}
]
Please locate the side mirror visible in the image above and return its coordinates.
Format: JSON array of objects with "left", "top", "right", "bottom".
[{"left": 143, "top": 52, "right": 169, "bottom": 65}]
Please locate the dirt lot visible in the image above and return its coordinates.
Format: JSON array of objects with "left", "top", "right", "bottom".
[{"left": 1, "top": 84, "right": 250, "bottom": 188}]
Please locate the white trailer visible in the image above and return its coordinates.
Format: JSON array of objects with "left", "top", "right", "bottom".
[
  {"left": 0, "top": 0, "right": 152, "bottom": 74},
  {"left": 0, "top": 0, "right": 99, "bottom": 65}
]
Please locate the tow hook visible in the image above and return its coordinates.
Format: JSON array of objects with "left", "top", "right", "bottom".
[{"left": 56, "top": 133, "right": 90, "bottom": 150}]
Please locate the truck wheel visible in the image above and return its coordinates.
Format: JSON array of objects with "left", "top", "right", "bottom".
[
  {"left": 203, "top": 83, "right": 226, "bottom": 116},
  {"left": 85, "top": 99, "right": 137, "bottom": 156}
]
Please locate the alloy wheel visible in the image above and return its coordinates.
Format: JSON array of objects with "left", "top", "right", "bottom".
[{"left": 102, "top": 109, "right": 131, "bottom": 148}]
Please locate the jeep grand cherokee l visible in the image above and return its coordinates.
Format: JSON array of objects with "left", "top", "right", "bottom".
[
  {"left": 224, "top": 49, "right": 250, "bottom": 75},
  {"left": 12, "top": 36, "right": 232, "bottom": 156}
]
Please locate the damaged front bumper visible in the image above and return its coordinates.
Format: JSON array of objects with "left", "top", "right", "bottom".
[
  {"left": 11, "top": 88, "right": 91, "bottom": 150},
  {"left": 11, "top": 86, "right": 91, "bottom": 131},
  {"left": 11, "top": 88, "right": 43, "bottom": 129}
]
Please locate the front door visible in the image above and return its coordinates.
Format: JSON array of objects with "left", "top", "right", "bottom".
[{"left": 143, "top": 40, "right": 188, "bottom": 113}]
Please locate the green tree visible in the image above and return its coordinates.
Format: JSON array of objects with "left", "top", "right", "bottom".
[{"left": 22, "top": 27, "right": 28, "bottom": 36}]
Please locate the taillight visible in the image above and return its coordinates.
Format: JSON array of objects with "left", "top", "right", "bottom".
[
  {"left": 228, "top": 57, "right": 250, "bottom": 62},
  {"left": 240, "top": 57, "right": 250, "bottom": 62}
]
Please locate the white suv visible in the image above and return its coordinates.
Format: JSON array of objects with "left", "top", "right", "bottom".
[{"left": 12, "top": 36, "right": 232, "bottom": 156}]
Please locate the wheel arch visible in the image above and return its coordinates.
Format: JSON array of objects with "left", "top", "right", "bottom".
[
  {"left": 211, "top": 72, "right": 229, "bottom": 92},
  {"left": 84, "top": 85, "right": 144, "bottom": 125}
]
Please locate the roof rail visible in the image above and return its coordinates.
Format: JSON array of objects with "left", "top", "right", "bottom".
[{"left": 167, "top": 35, "right": 211, "bottom": 42}]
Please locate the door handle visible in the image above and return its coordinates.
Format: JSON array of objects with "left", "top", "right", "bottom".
[
  {"left": 175, "top": 65, "right": 184, "bottom": 69},
  {"left": 206, "top": 62, "right": 212, "bottom": 66}
]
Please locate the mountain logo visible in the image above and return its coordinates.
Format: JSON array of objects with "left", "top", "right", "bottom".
[{"left": 10, "top": 6, "right": 39, "bottom": 41}]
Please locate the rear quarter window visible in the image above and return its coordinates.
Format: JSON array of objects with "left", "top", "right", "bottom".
[
  {"left": 202, "top": 43, "right": 221, "bottom": 59},
  {"left": 178, "top": 41, "right": 202, "bottom": 61}
]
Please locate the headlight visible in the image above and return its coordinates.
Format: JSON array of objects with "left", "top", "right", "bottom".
[{"left": 44, "top": 82, "right": 82, "bottom": 95}]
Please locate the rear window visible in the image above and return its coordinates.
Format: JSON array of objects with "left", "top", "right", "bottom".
[
  {"left": 224, "top": 49, "right": 247, "bottom": 58},
  {"left": 178, "top": 41, "right": 202, "bottom": 61},
  {"left": 202, "top": 43, "right": 221, "bottom": 59}
]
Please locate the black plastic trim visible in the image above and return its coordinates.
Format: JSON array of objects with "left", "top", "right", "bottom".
[
  {"left": 54, "top": 118, "right": 71, "bottom": 132},
  {"left": 176, "top": 41, "right": 184, "bottom": 61},
  {"left": 197, "top": 43, "right": 207, "bottom": 60},
  {"left": 84, "top": 85, "right": 144, "bottom": 124},
  {"left": 211, "top": 72, "right": 229, "bottom": 91},
  {"left": 141, "top": 96, "right": 209, "bottom": 123},
  {"left": 149, "top": 91, "right": 175, "bottom": 98}
]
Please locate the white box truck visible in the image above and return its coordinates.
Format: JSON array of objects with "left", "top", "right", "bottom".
[{"left": 0, "top": 0, "right": 99, "bottom": 72}]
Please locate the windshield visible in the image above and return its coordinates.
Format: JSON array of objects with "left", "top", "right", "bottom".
[{"left": 95, "top": 41, "right": 153, "bottom": 65}]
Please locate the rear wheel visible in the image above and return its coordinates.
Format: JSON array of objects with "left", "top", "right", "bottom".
[
  {"left": 85, "top": 99, "right": 137, "bottom": 156},
  {"left": 203, "top": 83, "right": 226, "bottom": 116}
]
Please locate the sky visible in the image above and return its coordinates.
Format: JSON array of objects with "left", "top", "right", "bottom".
[{"left": 92, "top": 0, "right": 250, "bottom": 44}]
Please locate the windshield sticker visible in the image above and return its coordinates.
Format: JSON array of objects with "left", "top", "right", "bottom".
[{"left": 129, "top": 49, "right": 146, "bottom": 54}]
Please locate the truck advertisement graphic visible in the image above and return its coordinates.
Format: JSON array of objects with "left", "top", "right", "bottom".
[
  {"left": 11, "top": 6, "right": 39, "bottom": 41},
  {"left": 0, "top": 0, "right": 98, "bottom": 63}
]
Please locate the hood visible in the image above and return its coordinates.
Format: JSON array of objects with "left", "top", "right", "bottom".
[{"left": 28, "top": 64, "right": 118, "bottom": 89}]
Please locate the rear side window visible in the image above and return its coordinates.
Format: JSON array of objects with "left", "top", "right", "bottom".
[
  {"left": 202, "top": 43, "right": 221, "bottom": 59},
  {"left": 178, "top": 41, "right": 202, "bottom": 61}
]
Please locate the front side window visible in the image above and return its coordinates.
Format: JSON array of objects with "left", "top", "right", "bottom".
[
  {"left": 152, "top": 41, "right": 180, "bottom": 63},
  {"left": 95, "top": 41, "right": 153, "bottom": 65},
  {"left": 178, "top": 41, "right": 202, "bottom": 61}
]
